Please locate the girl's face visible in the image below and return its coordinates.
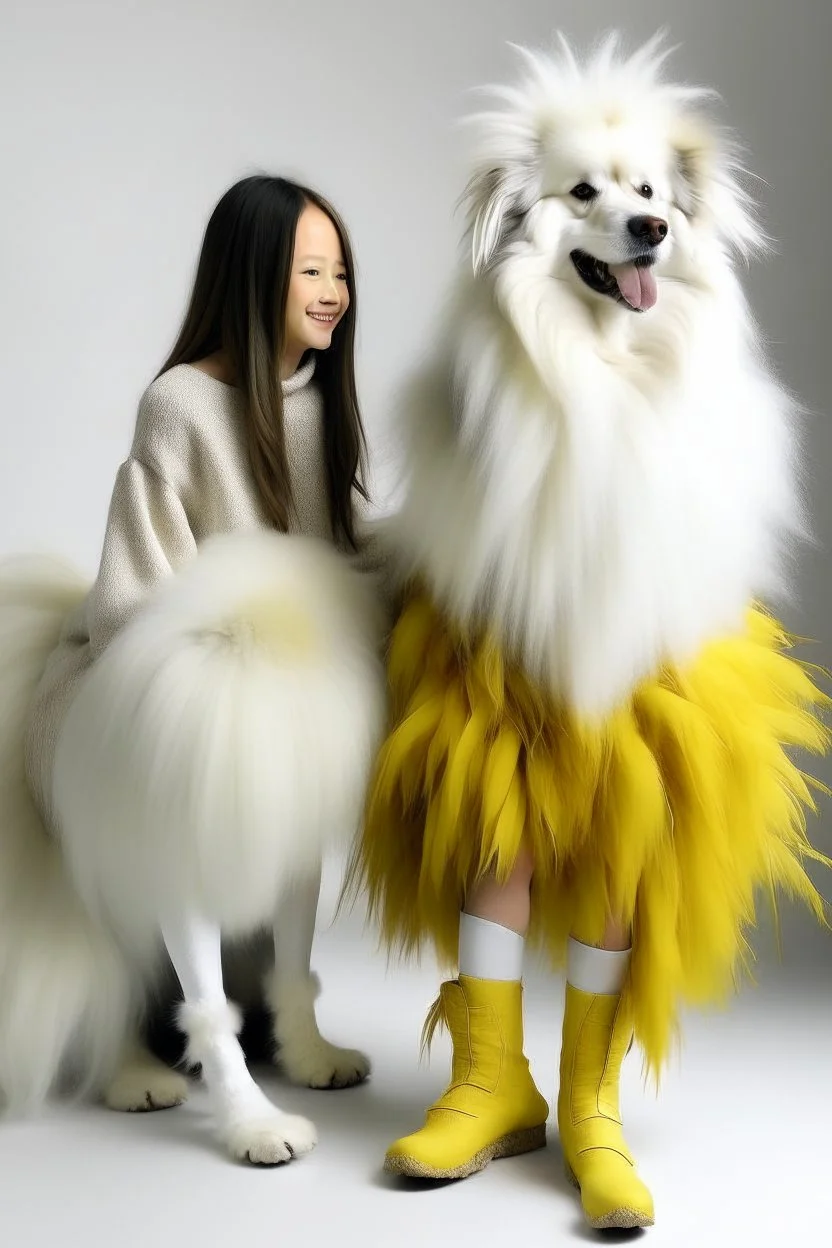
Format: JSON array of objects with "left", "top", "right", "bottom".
[{"left": 283, "top": 203, "right": 350, "bottom": 368}]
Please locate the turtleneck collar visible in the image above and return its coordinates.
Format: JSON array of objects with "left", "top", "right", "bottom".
[{"left": 282, "top": 352, "right": 316, "bottom": 396}]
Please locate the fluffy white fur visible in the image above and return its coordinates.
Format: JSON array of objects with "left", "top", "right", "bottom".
[
  {"left": 0, "top": 532, "right": 385, "bottom": 1147},
  {"left": 0, "top": 560, "right": 133, "bottom": 1111},
  {"left": 54, "top": 530, "right": 386, "bottom": 948},
  {"left": 388, "top": 33, "right": 802, "bottom": 716}
]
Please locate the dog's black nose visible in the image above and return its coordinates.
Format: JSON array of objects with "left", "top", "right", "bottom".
[{"left": 628, "top": 215, "right": 668, "bottom": 247}]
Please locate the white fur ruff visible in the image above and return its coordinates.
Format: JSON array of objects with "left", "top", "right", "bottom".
[
  {"left": 389, "top": 34, "right": 802, "bottom": 716},
  {"left": 0, "top": 560, "right": 133, "bottom": 1110},
  {"left": 53, "top": 530, "right": 386, "bottom": 947}
]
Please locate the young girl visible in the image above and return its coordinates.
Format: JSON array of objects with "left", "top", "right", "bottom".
[{"left": 0, "top": 175, "right": 386, "bottom": 1163}]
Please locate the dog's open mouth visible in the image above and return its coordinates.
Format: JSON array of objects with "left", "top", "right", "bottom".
[{"left": 570, "top": 250, "right": 658, "bottom": 312}]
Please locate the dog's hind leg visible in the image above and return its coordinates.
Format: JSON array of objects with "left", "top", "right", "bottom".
[
  {"left": 268, "top": 865, "right": 370, "bottom": 1090},
  {"left": 162, "top": 911, "right": 316, "bottom": 1165},
  {"left": 103, "top": 1035, "right": 190, "bottom": 1113}
]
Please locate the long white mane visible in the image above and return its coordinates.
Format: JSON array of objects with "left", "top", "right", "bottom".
[{"left": 388, "top": 35, "right": 800, "bottom": 716}]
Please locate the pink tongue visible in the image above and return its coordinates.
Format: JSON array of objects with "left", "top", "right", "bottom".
[{"left": 609, "top": 262, "right": 658, "bottom": 311}]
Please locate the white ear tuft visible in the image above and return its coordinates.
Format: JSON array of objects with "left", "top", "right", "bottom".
[
  {"left": 671, "top": 113, "right": 766, "bottom": 258},
  {"left": 471, "top": 177, "right": 513, "bottom": 274}
]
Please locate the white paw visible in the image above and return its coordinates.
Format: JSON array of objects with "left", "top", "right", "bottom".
[
  {"left": 279, "top": 1037, "right": 371, "bottom": 1090},
  {"left": 224, "top": 1110, "right": 318, "bottom": 1166},
  {"left": 105, "top": 1062, "right": 189, "bottom": 1112}
]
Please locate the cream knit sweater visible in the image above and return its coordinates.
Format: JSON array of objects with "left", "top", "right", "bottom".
[{"left": 25, "top": 355, "right": 387, "bottom": 832}]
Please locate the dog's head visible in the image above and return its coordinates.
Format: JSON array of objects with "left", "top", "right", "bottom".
[{"left": 463, "top": 33, "right": 763, "bottom": 314}]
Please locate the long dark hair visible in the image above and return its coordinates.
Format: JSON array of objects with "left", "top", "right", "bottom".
[{"left": 158, "top": 175, "right": 368, "bottom": 547}]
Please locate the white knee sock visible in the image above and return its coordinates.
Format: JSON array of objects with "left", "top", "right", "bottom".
[
  {"left": 458, "top": 912, "right": 525, "bottom": 981},
  {"left": 567, "top": 936, "right": 631, "bottom": 995}
]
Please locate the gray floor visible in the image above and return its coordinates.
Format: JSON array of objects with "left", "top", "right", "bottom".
[{"left": 1, "top": 876, "right": 830, "bottom": 1248}]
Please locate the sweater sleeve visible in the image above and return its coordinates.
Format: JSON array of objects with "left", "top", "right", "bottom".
[
  {"left": 85, "top": 455, "right": 197, "bottom": 658},
  {"left": 348, "top": 485, "right": 402, "bottom": 629}
]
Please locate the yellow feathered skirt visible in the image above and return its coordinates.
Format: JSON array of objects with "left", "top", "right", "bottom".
[{"left": 352, "top": 591, "right": 831, "bottom": 1073}]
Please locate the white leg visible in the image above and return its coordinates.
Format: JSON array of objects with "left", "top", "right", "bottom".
[
  {"left": 268, "top": 865, "right": 370, "bottom": 1089},
  {"left": 104, "top": 1033, "right": 190, "bottom": 1112},
  {"left": 162, "top": 912, "right": 316, "bottom": 1164}
]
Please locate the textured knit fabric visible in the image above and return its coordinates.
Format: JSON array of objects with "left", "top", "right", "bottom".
[{"left": 25, "top": 356, "right": 387, "bottom": 832}]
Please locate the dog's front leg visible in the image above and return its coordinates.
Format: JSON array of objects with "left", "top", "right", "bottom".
[
  {"left": 162, "top": 911, "right": 316, "bottom": 1164},
  {"left": 268, "top": 865, "right": 370, "bottom": 1089}
]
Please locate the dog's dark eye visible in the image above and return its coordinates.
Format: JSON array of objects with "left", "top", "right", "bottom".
[
  {"left": 638, "top": 183, "right": 654, "bottom": 200},
  {"left": 570, "top": 183, "right": 598, "bottom": 203}
]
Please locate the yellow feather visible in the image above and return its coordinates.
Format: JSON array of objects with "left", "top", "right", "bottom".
[{"left": 480, "top": 721, "right": 522, "bottom": 835}]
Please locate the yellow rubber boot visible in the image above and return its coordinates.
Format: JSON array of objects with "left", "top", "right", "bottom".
[
  {"left": 385, "top": 975, "right": 549, "bottom": 1180},
  {"left": 557, "top": 984, "right": 655, "bottom": 1229}
]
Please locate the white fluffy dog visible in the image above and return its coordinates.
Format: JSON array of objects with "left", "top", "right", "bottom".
[
  {"left": 389, "top": 33, "right": 800, "bottom": 717},
  {"left": 0, "top": 533, "right": 385, "bottom": 1162}
]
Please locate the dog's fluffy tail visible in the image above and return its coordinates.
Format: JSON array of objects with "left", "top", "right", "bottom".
[
  {"left": 0, "top": 560, "right": 132, "bottom": 1113},
  {"left": 54, "top": 531, "right": 387, "bottom": 948}
]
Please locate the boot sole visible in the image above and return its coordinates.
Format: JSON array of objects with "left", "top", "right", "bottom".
[
  {"left": 384, "top": 1123, "right": 547, "bottom": 1181},
  {"left": 565, "top": 1165, "right": 655, "bottom": 1230}
]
